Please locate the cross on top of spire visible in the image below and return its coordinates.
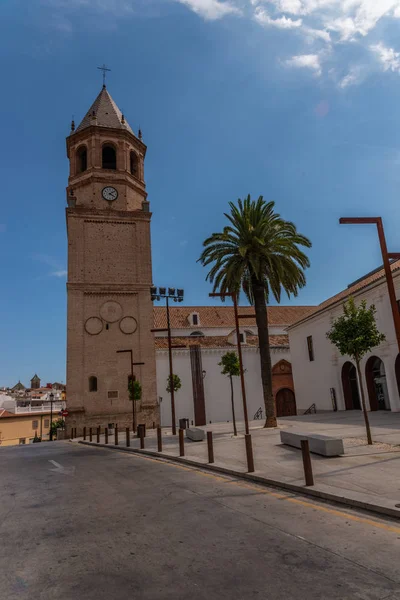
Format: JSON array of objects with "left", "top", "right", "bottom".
[{"left": 97, "top": 63, "right": 111, "bottom": 87}]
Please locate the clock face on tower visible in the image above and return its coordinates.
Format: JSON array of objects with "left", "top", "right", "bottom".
[{"left": 102, "top": 186, "right": 118, "bottom": 201}]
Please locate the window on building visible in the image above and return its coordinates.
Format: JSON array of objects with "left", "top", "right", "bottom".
[
  {"left": 32, "top": 420, "right": 39, "bottom": 430},
  {"left": 307, "top": 335, "right": 314, "bottom": 362},
  {"left": 76, "top": 146, "right": 87, "bottom": 173},
  {"left": 19, "top": 438, "right": 26, "bottom": 445},
  {"left": 130, "top": 151, "right": 138, "bottom": 177},
  {"left": 44, "top": 419, "right": 49, "bottom": 428},
  {"left": 102, "top": 145, "right": 117, "bottom": 170},
  {"left": 89, "top": 376, "right": 98, "bottom": 392},
  {"left": 192, "top": 314, "right": 198, "bottom": 325},
  {"left": 190, "top": 331, "right": 204, "bottom": 337},
  {"left": 239, "top": 333, "right": 246, "bottom": 344}
]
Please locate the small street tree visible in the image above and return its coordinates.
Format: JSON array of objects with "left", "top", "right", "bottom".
[
  {"left": 128, "top": 379, "right": 142, "bottom": 402},
  {"left": 326, "top": 297, "right": 385, "bottom": 445},
  {"left": 166, "top": 374, "right": 182, "bottom": 395},
  {"left": 219, "top": 351, "right": 240, "bottom": 436}
]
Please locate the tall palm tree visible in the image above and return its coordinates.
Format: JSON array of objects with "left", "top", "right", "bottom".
[{"left": 198, "top": 195, "right": 311, "bottom": 427}]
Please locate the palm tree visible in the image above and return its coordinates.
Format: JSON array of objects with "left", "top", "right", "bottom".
[{"left": 198, "top": 195, "right": 311, "bottom": 427}]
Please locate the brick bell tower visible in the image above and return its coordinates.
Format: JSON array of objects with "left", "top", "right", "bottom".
[{"left": 65, "top": 83, "right": 158, "bottom": 431}]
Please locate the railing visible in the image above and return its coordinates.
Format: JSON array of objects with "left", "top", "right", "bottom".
[
  {"left": 14, "top": 403, "right": 64, "bottom": 414},
  {"left": 303, "top": 403, "right": 316, "bottom": 415},
  {"left": 253, "top": 407, "right": 263, "bottom": 420}
]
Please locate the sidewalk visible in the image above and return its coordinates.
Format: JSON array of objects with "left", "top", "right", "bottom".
[{"left": 77, "top": 412, "right": 400, "bottom": 519}]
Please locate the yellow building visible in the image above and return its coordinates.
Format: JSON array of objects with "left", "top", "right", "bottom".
[{"left": 0, "top": 410, "right": 52, "bottom": 446}]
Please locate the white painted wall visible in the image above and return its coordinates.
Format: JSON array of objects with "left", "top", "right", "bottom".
[
  {"left": 288, "top": 273, "right": 400, "bottom": 413},
  {"left": 156, "top": 347, "right": 291, "bottom": 427}
]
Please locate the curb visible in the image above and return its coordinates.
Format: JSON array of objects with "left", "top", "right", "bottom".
[{"left": 77, "top": 440, "right": 400, "bottom": 521}]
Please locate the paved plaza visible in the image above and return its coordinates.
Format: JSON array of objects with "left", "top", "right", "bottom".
[{"left": 79, "top": 411, "right": 400, "bottom": 517}]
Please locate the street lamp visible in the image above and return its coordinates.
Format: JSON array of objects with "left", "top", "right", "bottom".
[
  {"left": 49, "top": 392, "right": 54, "bottom": 441},
  {"left": 151, "top": 286, "right": 184, "bottom": 435}
]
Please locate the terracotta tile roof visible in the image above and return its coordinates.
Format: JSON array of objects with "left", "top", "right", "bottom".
[
  {"left": 153, "top": 306, "right": 314, "bottom": 329},
  {"left": 155, "top": 334, "right": 289, "bottom": 350},
  {"left": 0, "top": 409, "right": 14, "bottom": 418},
  {"left": 76, "top": 86, "right": 134, "bottom": 135},
  {"left": 290, "top": 259, "right": 400, "bottom": 327}
]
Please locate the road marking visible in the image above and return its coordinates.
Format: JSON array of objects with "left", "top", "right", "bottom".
[
  {"left": 48, "top": 460, "right": 75, "bottom": 476},
  {"left": 124, "top": 452, "right": 400, "bottom": 535}
]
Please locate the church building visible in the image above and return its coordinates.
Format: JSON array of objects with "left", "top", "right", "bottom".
[{"left": 65, "top": 84, "right": 158, "bottom": 431}]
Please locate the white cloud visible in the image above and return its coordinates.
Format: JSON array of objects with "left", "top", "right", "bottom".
[
  {"left": 339, "top": 65, "right": 364, "bottom": 87},
  {"left": 177, "top": 0, "right": 240, "bottom": 19},
  {"left": 254, "top": 7, "right": 302, "bottom": 27},
  {"left": 51, "top": 270, "right": 68, "bottom": 278},
  {"left": 286, "top": 53, "right": 322, "bottom": 75},
  {"left": 370, "top": 42, "right": 400, "bottom": 72}
]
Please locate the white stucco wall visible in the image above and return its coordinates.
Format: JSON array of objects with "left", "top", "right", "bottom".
[
  {"left": 288, "top": 274, "right": 400, "bottom": 413},
  {"left": 156, "top": 347, "right": 291, "bottom": 427}
]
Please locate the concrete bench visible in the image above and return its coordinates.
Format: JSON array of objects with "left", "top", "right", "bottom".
[
  {"left": 280, "top": 431, "right": 344, "bottom": 457},
  {"left": 186, "top": 428, "right": 205, "bottom": 442}
]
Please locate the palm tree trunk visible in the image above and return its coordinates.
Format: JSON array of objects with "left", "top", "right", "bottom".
[
  {"left": 251, "top": 278, "right": 276, "bottom": 428},
  {"left": 355, "top": 357, "right": 373, "bottom": 445},
  {"left": 230, "top": 374, "right": 237, "bottom": 436}
]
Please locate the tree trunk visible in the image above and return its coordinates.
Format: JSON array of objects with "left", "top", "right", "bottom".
[
  {"left": 355, "top": 358, "right": 373, "bottom": 445},
  {"left": 230, "top": 374, "right": 237, "bottom": 436},
  {"left": 251, "top": 278, "right": 276, "bottom": 428}
]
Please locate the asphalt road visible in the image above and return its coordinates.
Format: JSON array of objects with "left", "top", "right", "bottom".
[{"left": 1, "top": 442, "right": 400, "bottom": 600}]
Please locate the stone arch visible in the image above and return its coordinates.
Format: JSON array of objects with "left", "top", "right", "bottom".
[
  {"left": 365, "top": 356, "right": 390, "bottom": 411},
  {"left": 102, "top": 143, "right": 117, "bottom": 170},
  {"left": 130, "top": 151, "right": 139, "bottom": 177},
  {"left": 341, "top": 361, "right": 361, "bottom": 410},
  {"left": 76, "top": 145, "right": 87, "bottom": 173},
  {"left": 272, "top": 360, "right": 296, "bottom": 417}
]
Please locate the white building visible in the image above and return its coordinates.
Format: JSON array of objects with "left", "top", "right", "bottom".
[
  {"left": 288, "top": 261, "right": 400, "bottom": 414},
  {"left": 153, "top": 305, "right": 313, "bottom": 426}
]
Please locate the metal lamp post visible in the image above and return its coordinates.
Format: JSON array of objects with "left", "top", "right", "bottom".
[
  {"left": 49, "top": 392, "right": 54, "bottom": 441},
  {"left": 151, "top": 286, "right": 184, "bottom": 435},
  {"left": 116, "top": 349, "right": 144, "bottom": 433}
]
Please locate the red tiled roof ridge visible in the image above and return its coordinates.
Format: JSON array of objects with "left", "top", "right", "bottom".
[{"left": 290, "top": 259, "right": 400, "bottom": 328}]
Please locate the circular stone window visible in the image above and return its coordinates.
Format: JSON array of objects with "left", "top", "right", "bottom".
[
  {"left": 84, "top": 317, "right": 103, "bottom": 335},
  {"left": 100, "top": 301, "right": 123, "bottom": 323},
  {"left": 119, "top": 316, "right": 138, "bottom": 335}
]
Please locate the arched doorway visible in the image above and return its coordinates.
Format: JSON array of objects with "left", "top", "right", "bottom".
[
  {"left": 276, "top": 388, "right": 297, "bottom": 417},
  {"left": 365, "top": 356, "right": 390, "bottom": 411},
  {"left": 341, "top": 362, "right": 361, "bottom": 410},
  {"left": 395, "top": 354, "right": 400, "bottom": 397}
]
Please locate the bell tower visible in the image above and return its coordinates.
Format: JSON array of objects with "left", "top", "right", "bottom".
[{"left": 65, "top": 84, "right": 158, "bottom": 431}]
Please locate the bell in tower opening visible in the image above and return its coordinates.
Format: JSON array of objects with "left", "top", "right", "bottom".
[{"left": 65, "top": 83, "right": 158, "bottom": 432}]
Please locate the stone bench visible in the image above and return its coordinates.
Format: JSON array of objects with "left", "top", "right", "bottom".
[
  {"left": 280, "top": 431, "right": 344, "bottom": 457},
  {"left": 186, "top": 428, "right": 205, "bottom": 442}
]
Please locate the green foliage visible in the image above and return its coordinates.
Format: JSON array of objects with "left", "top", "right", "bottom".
[
  {"left": 128, "top": 379, "right": 142, "bottom": 401},
  {"left": 327, "top": 297, "right": 386, "bottom": 361},
  {"left": 198, "top": 194, "right": 312, "bottom": 302},
  {"left": 219, "top": 351, "right": 240, "bottom": 377},
  {"left": 166, "top": 374, "right": 182, "bottom": 394},
  {"left": 50, "top": 418, "right": 64, "bottom": 437}
]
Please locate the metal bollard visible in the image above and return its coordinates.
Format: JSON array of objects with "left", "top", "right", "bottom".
[
  {"left": 207, "top": 431, "right": 214, "bottom": 464},
  {"left": 74, "top": 428, "right": 77, "bottom": 439},
  {"left": 115, "top": 425, "right": 119, "bottom": 446},
  {"left": 139, "top": 426, "right": 145, "bottom": 449},
  {"left": 301, "top": 439, "right": 314, "bottom": 486},
  {"left": 157, "top": 427, "right": 162, "bottom": 452},
  {"left": 89, "top": 427, "right": 92, "bottom": 442},
  {"left": 153, "top": 421, "right": 155, "bottom": 429},
  {"left": 105, "top": 427, "right": 108, "bottom": 444},
  {"left": 83, "top": 426, "right": 86, "bottom": 440},
  {"left": 179, "top": 428, "right": 184, "bottom": 457},
  {"left": 245, "top": 434, "right": 255, "bottom": 473},
  {"left": 97, "top": 426, "right": 100, "bottom": 443},
  {"left": 126, "top": 427, "right": 130, "bottom": 447},
  {"left": 70, "top": 428, "right": 74, "bottom": 440}
]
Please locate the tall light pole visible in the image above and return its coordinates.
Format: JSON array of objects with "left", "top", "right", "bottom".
[
  {"left": 339, "top": 217, "right": 400, "bottom": 353},
  {"left": 116, "top": 349, "right": 144, "bottom": 432},
  {"left": 49, "top": 392, "right": 54, "bottom": 441},
  {"left": 151, "top": 287, "right": 184, "bottom": 435}
]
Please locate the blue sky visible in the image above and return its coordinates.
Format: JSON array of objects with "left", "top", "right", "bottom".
[{"left": 1, "top": 0, "right": 400, "bottom": 386}]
